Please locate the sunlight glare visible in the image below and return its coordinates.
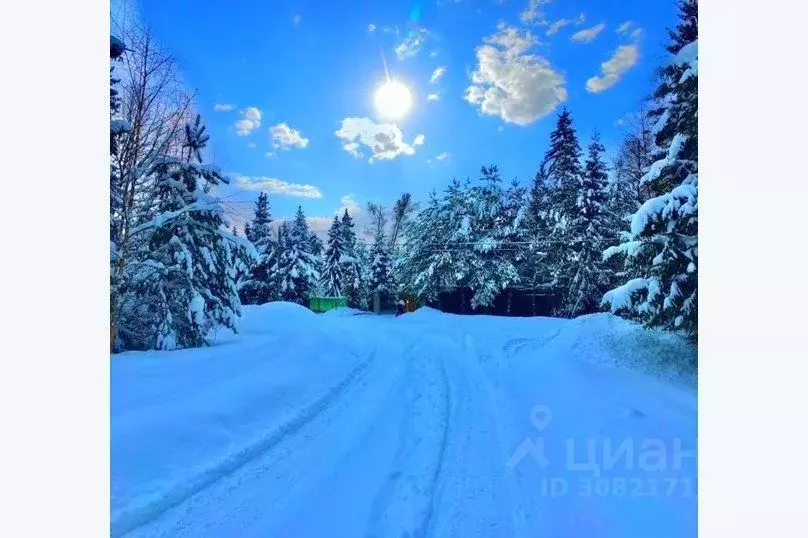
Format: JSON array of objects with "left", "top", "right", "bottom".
[{"left": 374, "top": 80, "right": 413, "bottom": 120}]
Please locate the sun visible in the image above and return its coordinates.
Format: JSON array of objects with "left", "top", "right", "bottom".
[{"left": 374, "top": 79, "right": 413, "bottom": 120}]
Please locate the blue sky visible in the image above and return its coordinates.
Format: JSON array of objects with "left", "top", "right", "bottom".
[{"left": 129, "top": 0, "right": 678, "bottom": 235}]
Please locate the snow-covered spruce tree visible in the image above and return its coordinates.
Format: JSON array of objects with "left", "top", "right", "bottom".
[
  {"left": 541, "top": 108, "right": 585, "bottom": 300},
  {"left": 321, "top": 216, "right": 346, "bottom": 296},
  {"left": 340, "top": 209, "right": 364, "bottom": 308},
  {"left": 355, "top": 240, "right": 373, "bottom": 310},
  {"left": 463, "top": 166, "right": 521, "bottom": 309},
  {"left": 239, "top": 192, "right": 280, "bottom": 304},
  {"left": 560, "top": 132, "right": 616, "bottom": 317},
  {"left": 307, "top": 230, "right": 325, "bottom": 297},
  {"left": 544, "top": 108, "right": 584, "bottom": 217},
  {"left": 395, "top": 190, "right": 455, "bottom": 304},
  {"left": 502, "top": 178, "right": 528, "bottom": 312},
  {"left": 274, "top": 207, "right": 320, "bottom": 305},
  {"left": 250, "top": 192, "right": 272, "bottom": 244},
  {"left": 521, "top": 162, "right": 553, "bottom": 313},
  {"left": 117, "top": 114, "right": 241, "bottom": 350},
  {"left": 368, "top": 226, "right": 392, "bottom": 301},
  {"left": 243, "top": 222, "right": 253, "bottom": 243},
  {"left": 602, "top": 0, "right": 698, "bottom": 340}
]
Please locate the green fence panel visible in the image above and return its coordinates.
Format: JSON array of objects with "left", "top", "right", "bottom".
[{"left": 309, "top": 296, "right": 347, "bottom": 313}]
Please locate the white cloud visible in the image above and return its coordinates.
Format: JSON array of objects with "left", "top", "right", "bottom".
[
  {"left": 232, "top": 174, "right": 323, "bottom": 198},
  {"left": 214, "top": 103, "right": 235, "bottom": 111},
  {"left": 395, "top": 27, "right": 430, "bottom": 59},
  {"left": 342, "top": 142, "right": 361, "bottom": 158},
  {"left": 368, "top": 23, "right": 376, "bottom": 33},
  {"left": 616, "top": 21, "right": 644, "bottom": 41},
  {"left": 269, "top": 123, "right": 310, "bottom": 150},
  {"left": 335, "top": 117, "right": 419, "bottom": 162},
  {"left": 436, "top": 152, "right": 450, "bottom": 161},
  {"left": 617, "top": 21, "right": 634, "bottom": 35},
  {"left": 305, "top": 195, "right": 364, "bottom": 240},
  {"left": 338, "top": 195, "right": 361, "bottom": 217},
  {"left": 430, "top": 66, "right": 446, "bottom": 84},
  {"left": 546, "top": 12, "right": 585, "bottom": 36},
  {"left": 429, "top": 50, "right": 438, "bottom": 58},
  {"left": 464, "top": 23, "right": 567, "bottom": 126},
  {"left": 546, "top": 19, "right": 572, "bottom": 36},
  {"left": 304, "top": 217, "right": 333, "bottom": 237},
  {"left": 265, "top": 152, "right": 275, "bottom": 158},
  {"left": 586, "top": 44, "right": 639, "bottom": 93},
  {"left": 293, "top": 14, "right": 301, "bottom": 26},
  {"left": 520, "top": 0, "right": 551, "bottom": 25},
  {"left": 497, "top": 125, "right": 504, "bottom": 132},
  {"left": 234, "top": 107, "right": 261, "bottom": 136},
  {"left": 413, "top": 134, "right": 425, "bottom": 146},
  {"left": 427, "top": 93, "right": 440, "bottom": 102},
  {"left": 246, "top": 142, "right": 256, "bottom": 149},
  {"left": 571, "top": 23, "right": 606, "bottom": 43}
]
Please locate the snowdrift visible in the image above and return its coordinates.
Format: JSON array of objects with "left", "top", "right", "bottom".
[
  {"left": 547, "top": 313, "right": 697, "bottom": 388},
  {"left": 321, "top": 307, "right": 369, "bottom": 317}
]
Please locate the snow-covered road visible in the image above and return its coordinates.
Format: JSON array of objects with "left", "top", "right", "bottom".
[{"left": 111, "top": 303, "right": 697, "bottom": 537}]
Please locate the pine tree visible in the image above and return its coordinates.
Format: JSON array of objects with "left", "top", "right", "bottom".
[
  {"left": 463, "top": 166, "right": 521, "bottom": 309},
  {"left": 541, "top": 108, "right": 585, "bottom": 296},
  {"left": 232, "top": 225, "right": 239, "bottom": 236},
  {"left": 561, "top": 132, "right": 615, "bottom": 316},
  {"left": 340, "top": 208, "right": 364, "bottom": 308},
  {"left": 321, "top": 216, "right": 346, "bottom": 296},
  {"left": 239, "top": 192, "right": 279, "bottom": 304},
  {"left": 308, "top": 231, "right": 325, "bottom": 296},
  {"left": 249, "top": 192, "right": 272, "bottom": 246},
  {"left": 521, "top": 162, "right": 553, "bottom": 312},
  {"left": 117, "top": 114, "right": 241, "bottom": 350},
  {"left": 368, "top": 226, "right": 391, "bottom": 298},
  {"left": 544, "top": 108, "right": 584, "bottom": 217},
  {"left": 273, "top": 207, "right": 320, "bottom": 305},
  {"left": 395, "top": 190, "right": 453, "bottom": 304},
  {"left": 603, "top": 0, "right": 698, "bottom": 340}
]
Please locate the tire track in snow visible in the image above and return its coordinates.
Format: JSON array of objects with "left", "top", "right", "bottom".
[
  {"left": 424, "top": 332, "right": 527, "bottom": 538},
  {"left": 111, "top": 354, "right": 374, "bottom": 537},
  {"left": 365, "top": 340, "right": 452, "bottom": 538}
]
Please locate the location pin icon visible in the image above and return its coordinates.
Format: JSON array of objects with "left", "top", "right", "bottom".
[{"left": 531, "top": 405, "right": 552, "bottom": 431}]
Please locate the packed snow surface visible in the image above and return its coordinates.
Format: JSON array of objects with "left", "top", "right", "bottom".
[{"left": 112, "top": 303, "right": 697, "bottom": 537}]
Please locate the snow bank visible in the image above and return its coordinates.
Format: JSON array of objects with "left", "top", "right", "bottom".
[
  {"left": 322, "top": 307, "right": 369, "bottom": 317},
  {"left": 401, "top": 306, "right": 443, "bottom": 318},
  {"left": 236, "top": 301, "right": 315, "bottom": 335},
  {"left": 111, "top": 301, "right": 366, "bottom": 535},
  {"left": 549, "top": 313, "right": 697, "bottom": 387}
]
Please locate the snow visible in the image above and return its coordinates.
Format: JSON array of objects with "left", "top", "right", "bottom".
[
  {"left": 321, "top": 307, "right": 368, "bottom": 317},
  {"left": 672, "top": 40, "right": 698, "bottom": 68},
  {"left": 112, "top": 306, "right": 696, "bottom": 537},
  {"left": 631, "top": 177, "right": 698, "bottom": 236},
  {"left": 602, "top": 278, "right": 647, "bottom": 312},
  {"left": 641, "top": 133, "right": 687, "bottom": 186}
]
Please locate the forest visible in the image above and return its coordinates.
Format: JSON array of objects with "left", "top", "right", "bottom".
[{"left": 110, "top": 1, "right": 697, "bottom": 352}]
